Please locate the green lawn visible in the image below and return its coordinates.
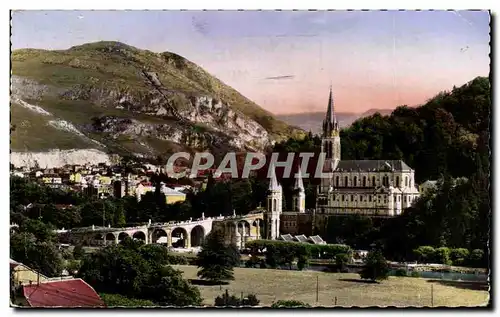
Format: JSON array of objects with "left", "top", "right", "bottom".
[{"left": 174, "top": 265, "right": 489, "bottom": 307}]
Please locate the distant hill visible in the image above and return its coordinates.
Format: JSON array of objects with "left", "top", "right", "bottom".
[
  {"left": 360, "top": 108, "right": 394, "bottom": 117},
  {"left": 10, "top": 41, "right": 303, "bottom": 159}
]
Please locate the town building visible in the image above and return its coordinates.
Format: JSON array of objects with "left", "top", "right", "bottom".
[{"left": 265, "top": 86, "right": 421, "bottom": 239}]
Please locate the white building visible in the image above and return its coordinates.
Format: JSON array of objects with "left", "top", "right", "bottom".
[
  {"left": 316, "top": 86, "right": 420, "bottom": 217},
  {"left": 264, "top": 86, "right": 421, "bottom": 239}
]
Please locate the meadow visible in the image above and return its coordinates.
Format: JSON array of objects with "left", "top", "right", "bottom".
[{"left": 174, "top": 265, "right": 489, "bottom": 307}]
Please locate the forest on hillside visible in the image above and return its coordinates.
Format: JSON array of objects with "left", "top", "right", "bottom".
[{"left": 272, "top": 76, "right": 490, "bottom": 265}]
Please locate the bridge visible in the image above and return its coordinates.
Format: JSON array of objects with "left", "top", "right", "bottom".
[{"left": 58, "top": 212, "right": 265, "bottom": 249}]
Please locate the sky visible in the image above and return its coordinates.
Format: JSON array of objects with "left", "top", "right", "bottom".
[{"left": 11, "top": 10, "right": 490, "bottom": 114}]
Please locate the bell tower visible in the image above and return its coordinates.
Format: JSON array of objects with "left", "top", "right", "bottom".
[
  {"left": 292, "top": 168, "right": 306, "bottom": 213},
  {"left": 321, "top": 85, "right": 341, "bottom": 162},
  {"left": 266, "top": 164, "right": 282, "bottom": 240}
]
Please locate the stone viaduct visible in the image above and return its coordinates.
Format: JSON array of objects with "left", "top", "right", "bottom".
[{"left": 59, "top": 212, "right": 265, "bottom": 250}]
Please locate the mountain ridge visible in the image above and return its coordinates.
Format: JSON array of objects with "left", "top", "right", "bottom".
[{"left": 10, "top": 41, "right": 304, "bottom": 161}]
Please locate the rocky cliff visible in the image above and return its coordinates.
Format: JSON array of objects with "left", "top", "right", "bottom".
[{"left": 11, "top": 41, "right": 303, "bottom": 166}]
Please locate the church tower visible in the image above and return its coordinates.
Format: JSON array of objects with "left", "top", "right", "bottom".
[
  {"left": 266, "top": 164, "right": 282, "bottom": 240},
  {"left": 292, "top": 168, "right": 306, "bottom": 213},
  {"left": 321, "top": 85, "right": 341, "bottom": 162}
]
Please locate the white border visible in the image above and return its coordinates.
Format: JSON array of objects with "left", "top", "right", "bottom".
[{"left": 2, "top": 1, "right": 497, "bottom": 316}]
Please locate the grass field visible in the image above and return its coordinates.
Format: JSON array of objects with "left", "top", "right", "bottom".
[{"left": 174, "top": 265, "right": 489, "bottom": 307}]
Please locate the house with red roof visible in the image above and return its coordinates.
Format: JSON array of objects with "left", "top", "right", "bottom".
[{"left": 12, "top": 278, "right": 105, "bottom": 308}]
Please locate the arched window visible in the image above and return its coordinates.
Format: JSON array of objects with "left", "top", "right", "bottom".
[
  {"left": 273, "top": 199, "right": 276, "bottom": 212},
  {"left": 345, "top": 176, "right": 348, "bottom": 187},
  {"left": 353, "top": 176, "right": 358, "bottom": 187},
  {"left": 351, "top": 195, "right": 354, "bottom": 201},
  {"left": 372, "top": 176, "right": 376, "bottom": 186},
  {"left": 335, "top": 176, "right": 340, "bottom": 187},
  {"left": 341, "top": 195, "right": 345, "bottom": 202},
  {"left": 383, "top": 176, "right": 389, "bottom": 187},
  {"left": 328, "top": 142, "right": 333, "bottom": 159},
  {"left": 409, "top": 178, "right": 412, "bottom": 188},
  {"left": 362, "top": 176, "right": 367, "bottom": 187},
  {"left": 405, "top": 176, "right": 409, "bottom": 187},
  {"left": 396, "top": 176, "right": 400, "bottom": 187}
]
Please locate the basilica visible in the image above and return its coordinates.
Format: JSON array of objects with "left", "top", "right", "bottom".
[{"left": 266, "top": 87, "right": 421, "bottom": 238}]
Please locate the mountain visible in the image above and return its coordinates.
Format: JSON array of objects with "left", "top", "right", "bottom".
[
  {"left": 276, "top": 109, "right": 392, "bottom": 135},
  {"left": 10, "top": 41, "right": 303, "bottom": 162},
  {"left": 360, "top": 108, "right": 394, "bottom": 117}
]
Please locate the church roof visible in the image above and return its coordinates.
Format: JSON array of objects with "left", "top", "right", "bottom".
[
  {"left": 279, "top": 234, "right": 295, "bottom": 242},
  {"left": 334, "top": 160, "right": 412, "bottom": 172},
  {"left": 308, "top": 235, "right": 326, "bottom": 244},
  {"left": 294, "top": 235, "right": 308, "bottom": 243}
]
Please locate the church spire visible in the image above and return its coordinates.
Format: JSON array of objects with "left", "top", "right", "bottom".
[
  {"left": 268, "top": 163, "right": 281, "bottom": 191},
  {"left": 326, "top": 84, "right": 335, "bottom": 124},
  {"left": 323, "top": 85, "right": 338, "bottom": 137},
  {"left": 294, "top": 167, "right": 304, "bottom": 192}
]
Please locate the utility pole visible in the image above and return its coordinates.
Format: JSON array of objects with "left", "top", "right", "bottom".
[
  {"left": 431, "top": 284, "right": 434, "bottom": 307},
  {"left": 102, "top": 202, "right": 105, "bottom": 227},
  {"left": 316, "top": 275, "right": 319, "bottom": 303}
]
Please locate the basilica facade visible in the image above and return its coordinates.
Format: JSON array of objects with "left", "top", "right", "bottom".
[{"left": 265, "top": 87, "right": 421, "bottom": 238}]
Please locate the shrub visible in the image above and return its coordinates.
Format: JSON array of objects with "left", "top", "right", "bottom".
[
  {"left": 410, "top": 271, "right": 420, "bottom": 278},
  {"left": 394, "top": 268, "right": 408, "bottom": 277},
  {"left": 271, "top": 300, "right": 311, "bottom": 308},
  {"left": 434, "top": 247, "right": 452, "bottom": 265},
  {"left": 243, "top": 294, "right": 260, "bottom": 306},
  {"left": 297, "top": 255, "right": 309, "bottom": 271},
  {"left": 214, "top": 290, "right": 260, "bottom": 307},
  {"left": 165, "top": 253, "right": 188, "bottom": 265},
  {"left": 469, "top": 249, "right": 485, "bottom": 268},
  {"left": 335, "top": 253, "right": 349, "bottom": 271},
  {"left": 359, "top": 250, "right": 389, "bottom": 282},
  {"left": 450, "top": 248, "right": 470, "bottom": 266},
  {"left": 413, "top": 246, "right": 435, "bottom": 263},
  {"left": 245, "top": 256, "right": 261, "bottom": 268},
  {"left": 100, "top": 293, "right": 155, "bottom": 307},
  {"left": 72, "top": 244, "right": 85, "bottom": 260},
  {"left": 65, "top": 259, "right": 81, "bottom": 275},
  {"left": 259, "top": 259, "right": 267, "bottom": 269}
]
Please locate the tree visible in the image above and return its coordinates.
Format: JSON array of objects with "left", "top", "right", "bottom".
[
  {"left": 100, "top": 293, "right": 155, "bottom": 307},
  {"left": 19, "top": 218, "right": 56, "bottom": 243},
  {"left": 78, "top": 244, "right": 150, "bottom": 296},
  {"left": 140, "top": 264, "right": 202, "bottom": 307},
  {"left": 335, "top": 253, "right": 350, "bottom": 272},
  {"left": 359, "top": 250, "right": 389, "bottom": 283},
  {"left": 78, "top": 242, "right": 202, "bottom": 306},
  {"left": 214, "top": 290, "right": 260, "bottom": 307},
  {"left": 450, "top": 248, "right": 470, "bottom": 266},
  {"left": 196, "top": 230, "right": 240, "bottom": 284},
  {"left": 73, "top": 244, "right": 85, "bottom": 260},
  {"left": 271, "top": 300, "right": 311, "bottom": 308},
  {"left": 139, "top": 243, "right": 169, "bottom": 265},
  {"left": 10, "top": 220, "right": 64, "bottom": 278}
]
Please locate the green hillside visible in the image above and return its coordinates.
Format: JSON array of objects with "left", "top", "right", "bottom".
[{"left": 11, "top": 41, "right": 304, "bottom": 160}]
